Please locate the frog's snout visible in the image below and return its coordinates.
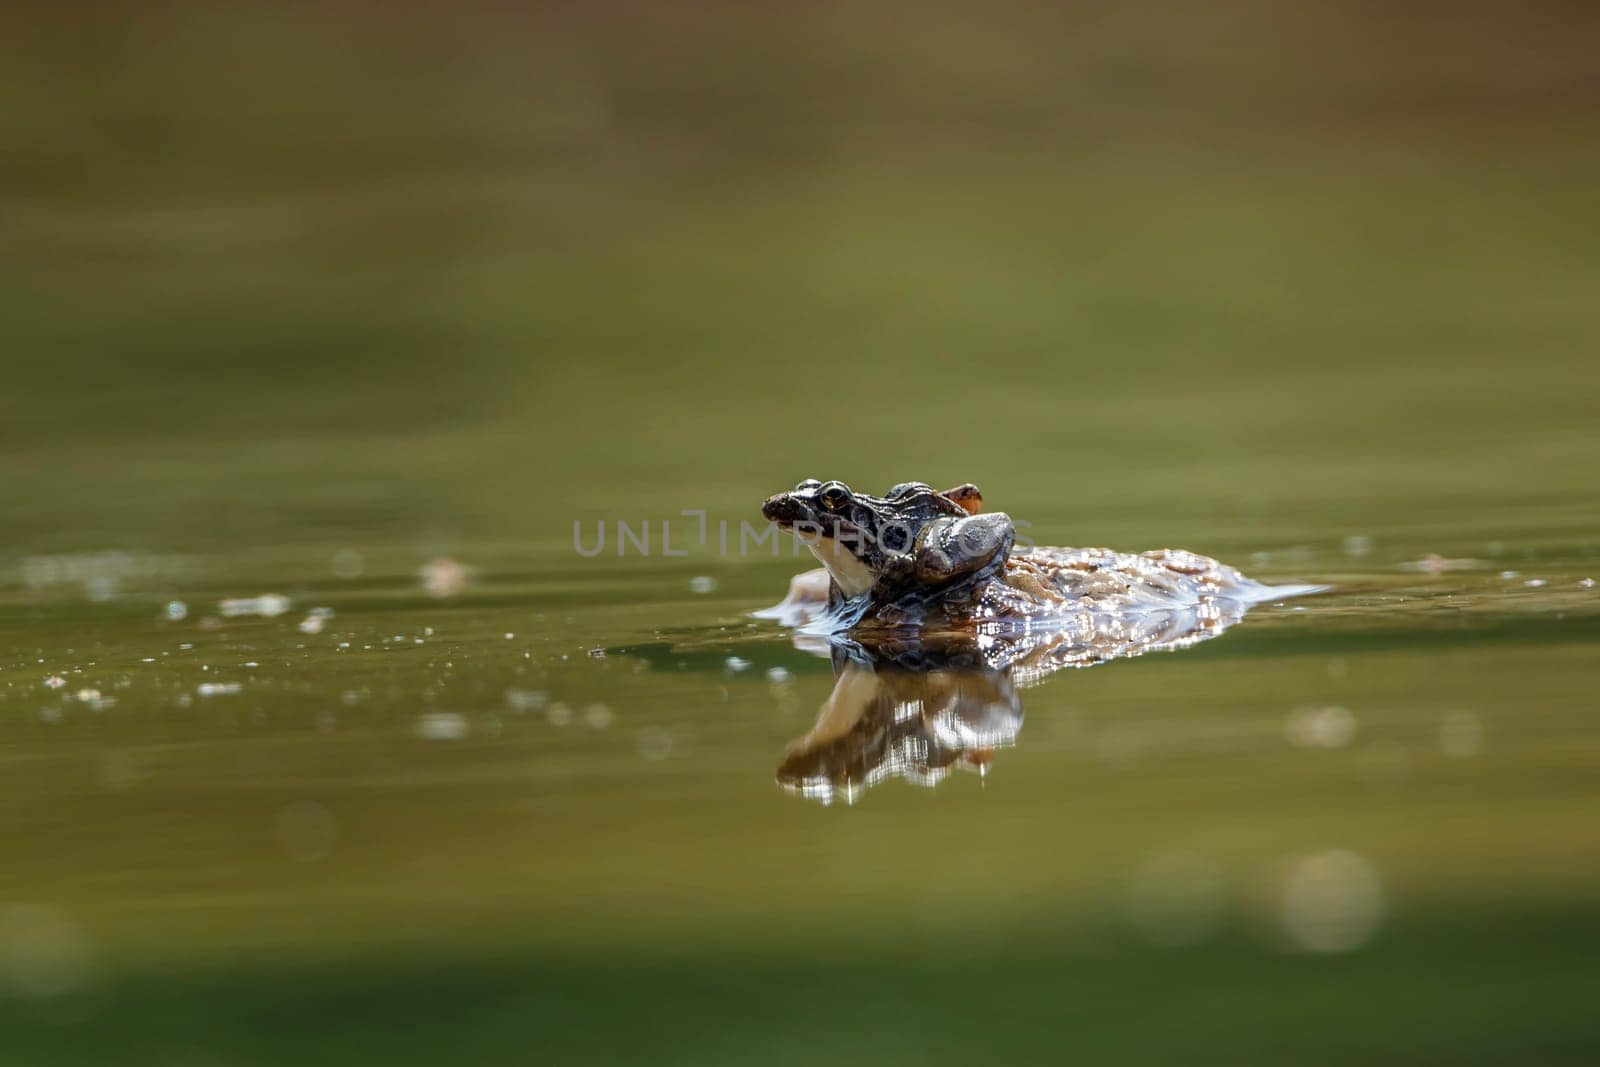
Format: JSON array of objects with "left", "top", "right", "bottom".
[{"left": 762, "top": 494, "right": 805, "bottom": 525}]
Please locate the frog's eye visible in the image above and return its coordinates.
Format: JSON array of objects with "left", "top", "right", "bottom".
[
  {"left": 818, "top": 481, "right": 852, "bottom": 511},
  {"left": 795, "top": 479, "right": 821, "bottom": 492}
]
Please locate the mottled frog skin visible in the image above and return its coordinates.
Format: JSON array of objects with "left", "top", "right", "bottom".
[{"left": 759, "top": 478, "right": 1321, "bottom": 636}]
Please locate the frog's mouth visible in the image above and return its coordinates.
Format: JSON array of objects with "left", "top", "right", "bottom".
[{"left": 762, "top": 495, "right": 879, "bottom": 599}]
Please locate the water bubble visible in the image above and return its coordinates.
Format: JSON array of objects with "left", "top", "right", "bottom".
[
  {"left": 688, "top": 576, "right": 719, "bottom": 594},
  {"left": 331, "top": 549, "right": 365, "bottom": 579},
  {"left": 1279, "top": 850, "right": 1384, "bottom": 953},
  {"left": 85, "top": 575, "right": 118, "bottom": 602},
  {"left": 43, "top": 675, "right": 67, "bottom": 689},
  {"left": 1285, "top": 705, "right": 1357, "bottom": 749},
  {"left": 297, "top": 615, "right": 325, "bottom": 635},
  {"left": 414, "top": 712, "right": 468, "bottom": 741},
  {"left": 583, "top": 703, "right": 614, "bottom": 729},
  {"left": 725, "top": 656, "right": 752, "bottom": 673},
  {"left": 1341, "top": 535, "right": 1372, "bottom": 558},
  {"left": 218, "top": 594, "right": 291, "bottom": 618},
  {"left": 546, "top": 702, "right": 573, "bottom": 727},
  {"left": 71, "top": 688, "right": 115, "bottom": 711},
  {"left": 163, "top": 600, "right": 188, "bottom": 622},
  {"left": 420, "top": 558, "right": 467, "bottom": 599},
  {"left": 1523, "top": 578, "right": 1547, "bottom": 588},
  {"left": 505, "top": 689, "right": 547, "bottom": 713},
  {"left": 196, "top": 682, "right": 242, "bottom": 697}
]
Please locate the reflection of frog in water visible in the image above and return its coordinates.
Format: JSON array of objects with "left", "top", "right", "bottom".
[
  {"left": 777, "top": 648, "right": 1021, "bottom": 805},
  {"left": 759, "top": 478, "right": 1321, "bottom": 634},
  {"left": 762, "top": 479, "right": 1324, "bottom": 802},
  {"left": 776, "top": 602, "right": 1270, "bottom": 804}
]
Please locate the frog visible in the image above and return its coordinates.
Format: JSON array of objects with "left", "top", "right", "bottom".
[{"left": 759, "top": 478, "right": 1322, "bottom": 634}]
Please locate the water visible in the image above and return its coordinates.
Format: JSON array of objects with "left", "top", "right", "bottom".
[
  {"left": 4, "top": 541, "right": 1599, "bottom": 1061},
  {"left": 5, "top": 4, "right": 1600, "bottom": 1062}
]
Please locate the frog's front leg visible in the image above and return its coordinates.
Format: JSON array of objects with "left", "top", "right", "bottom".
[
  {"left": 941, "top": 483, "right": 983, "bottom": 515},
  {"left": 913, "top": 513, "right": 1015, "bottom": 586}
]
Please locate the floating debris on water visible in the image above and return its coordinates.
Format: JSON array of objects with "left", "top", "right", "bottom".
[
  {"left": 414, "top": 712, "right": 468, "bottom": 741},
  {"left": 218, "top": 594, "right": 291, "bottom": 618},
  {"left": 688, "top": 575, "right": 718, "bottom": 594},
  {"left": 196, "top": 682, "right": 242, "bottom": 697},
  {"left": 587, "top": 648, "right": 605, "bottom": 659},
  {"left": 1581, "top": 578, "right": 1596, "bottom": 589}
]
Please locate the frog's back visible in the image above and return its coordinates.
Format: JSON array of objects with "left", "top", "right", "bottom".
[{"left": 986, "top": 545, "right": 1323, "bottom": 621}]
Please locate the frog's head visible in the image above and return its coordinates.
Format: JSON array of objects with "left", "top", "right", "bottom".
[{"left": 761, "top": 479, "right": 1003, "bottom": 599}]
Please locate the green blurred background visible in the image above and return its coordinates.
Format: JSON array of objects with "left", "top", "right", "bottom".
[
  {"left": 3, "top": 2, "right": 1600, "bottom": 1064},
  {"left": 4, "top": 0, "right": 1597, "bottom": 556}
]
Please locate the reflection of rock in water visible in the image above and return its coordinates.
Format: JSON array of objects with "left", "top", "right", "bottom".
[{"left": 777, "top": 600, "right": 1266, "bottom": 805}]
